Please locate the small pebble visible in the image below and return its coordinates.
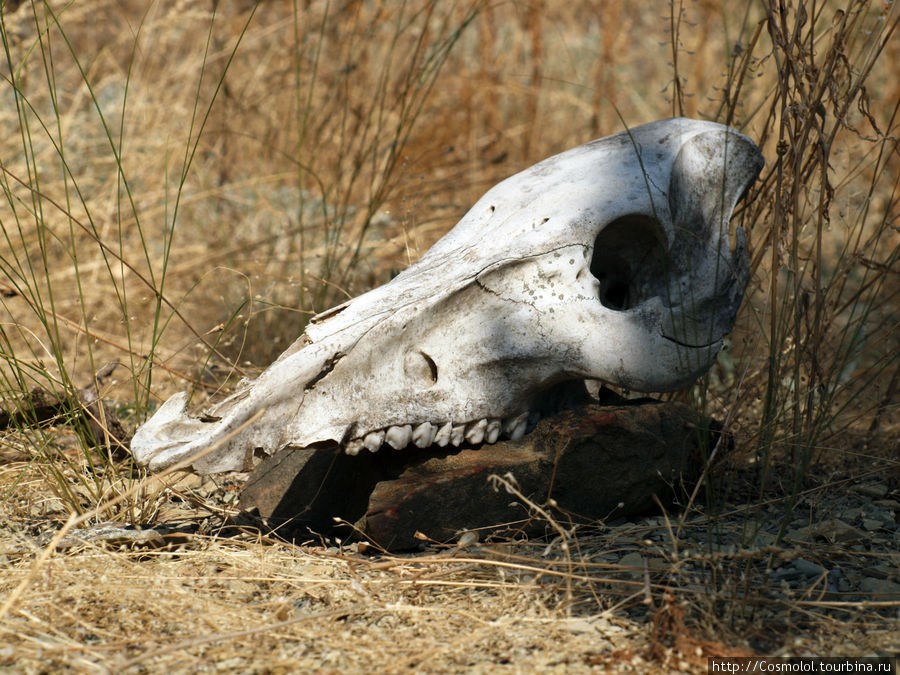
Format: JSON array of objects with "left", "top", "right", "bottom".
[
  {"left": 859, "top": 577, "right": 900, "bottom": 601},
  {"left": 793, "top": 558, "right": 826, "bottom": 577},
  {"left": 851, "top": 483, "right": 889, "bottom": 498}
]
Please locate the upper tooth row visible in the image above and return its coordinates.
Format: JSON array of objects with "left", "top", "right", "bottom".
[{"left": 343, "top": 412, "right": 529, "bottom": 456}]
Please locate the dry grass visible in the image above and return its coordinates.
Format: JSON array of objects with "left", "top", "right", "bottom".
[
  {"left": 0, "top": 0, "right": 898, "bottom": 671},
  {"left": 1, "top": 532, "right": 650, "bottom": 672}
]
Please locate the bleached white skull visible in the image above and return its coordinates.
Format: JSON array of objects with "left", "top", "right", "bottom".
[{"left": 132, "top": 117, "right": 763, "bottom": 473}]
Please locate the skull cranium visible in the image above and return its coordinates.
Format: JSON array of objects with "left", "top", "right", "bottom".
[{"left": 132, "top": 117, "right": 763, "bottom": 473}]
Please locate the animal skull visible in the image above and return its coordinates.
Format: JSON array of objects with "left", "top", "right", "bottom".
[{"left": 132, "top": 117, "right": 763, "bottom": 474}]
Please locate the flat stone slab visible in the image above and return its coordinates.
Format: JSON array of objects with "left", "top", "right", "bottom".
[{"left": 239, "top": 400, "right": 722, "bottom": 550}]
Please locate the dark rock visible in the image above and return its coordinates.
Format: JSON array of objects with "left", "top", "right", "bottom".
[
  {"left": 859, "top": 577, "right": 900, "bottom": 601},
  {"left": 239, "top": 442, "right": 385, "bottom": 536},
  {"left": 792, "top": 558, "right": 827, "bottom": 577},
  {"left": 850, "top": 483, "right": 888, "bottom": 498},
  {"left": 239, "top": 400, "right": 722, "bottom": 550}
]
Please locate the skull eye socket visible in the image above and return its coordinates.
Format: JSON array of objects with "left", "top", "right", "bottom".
[{"left": 590, "top": 214, "right": 668, "bottom": 311}]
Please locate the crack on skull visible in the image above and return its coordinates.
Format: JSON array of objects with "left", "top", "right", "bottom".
[
  {"left": 472, "top": 243, "right": 586, "bottom": 278},
  {"left": 303, "top": 351, "right": 346, "bottom": 391},
  {"left": 474, "top": 275, "right": 536, "bottom": 308},
  {"left": 659, "top": 332, "right": 718, "bottom": 349}
]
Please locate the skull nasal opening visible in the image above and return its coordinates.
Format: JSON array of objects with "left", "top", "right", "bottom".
[{"left": 590, "top": 214, "right": 668, "bottom": 311}]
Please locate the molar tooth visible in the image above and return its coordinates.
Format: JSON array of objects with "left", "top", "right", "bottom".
[
  {"left": 434, "top": 422, "right": 452, "bottom": 447},
  {"left": 449, "top": 424, "right": 466, "bottom": 447},
  {"left": 465, "top": 419, "right": 487, "bottom": 445},
  {"left": 509, "top": 421, "right": 527, "bottom": 441},
  {"left": 363, "top": 430, "right": 385, "bottom": 453},
  {"left": 344, "top": 438, "right": 364, "bottom": 456},
  {"left": 412, "top": 422, "right": 437, "bottom": 448},
  {"left": 385, "top": 424, "right": 412, "bottom": 450},
  {"left": 503, "top": 412, "right": 529, "bottom": 441},
  {"left": 484, "top": 419, "right": 501, "bottom": 444},
  {"left": 502, "top": 412, "right": 525, "bottom": 434}
]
